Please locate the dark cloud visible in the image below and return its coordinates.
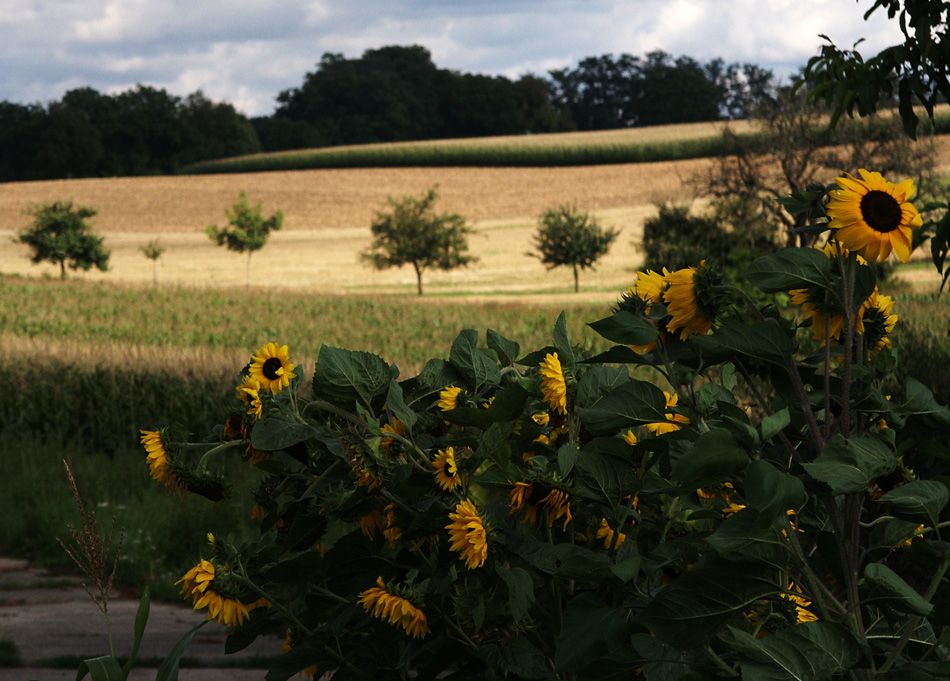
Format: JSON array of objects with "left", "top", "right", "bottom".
[{"left": 0, "top": 0, "right": 905, "bottom": 116}]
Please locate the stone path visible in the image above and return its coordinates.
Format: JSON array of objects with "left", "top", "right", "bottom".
[{"left": 0, "top": 558, "right": 283, "bottom": 681}]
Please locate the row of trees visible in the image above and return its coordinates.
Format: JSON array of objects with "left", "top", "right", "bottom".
[
  {"left": 0, "top": 86, "right": 261, "bottom": 182},
  {"left": 262, "top": 46, "right": 776, "bottom": 149}
]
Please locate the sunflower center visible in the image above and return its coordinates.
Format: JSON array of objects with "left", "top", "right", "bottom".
[
  {"left": 860, "top": 190, "right": 902, "bottom": 233},
  {"left": 262, "top": 357, "right": 283, "bottom": 380}
]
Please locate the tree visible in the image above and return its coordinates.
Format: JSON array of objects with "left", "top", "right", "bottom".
[
  {"left": 140, "top": 239, "right": 165, "bottom": 286},
  {"left": 362, "top": 186, "right": 476, "bottom": 296},
  {"left": 530, "top": 204, "right": 619, "bottom": 292},
  {"left": 17, "top": 200, "right": 110, "bottom": 279},
  {"left": 206, "top": 192, "right": 284, "bottom": 286}
]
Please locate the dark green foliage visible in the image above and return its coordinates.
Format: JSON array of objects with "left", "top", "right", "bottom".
[
  {"left": 362, "top": 186, "right": 476, "bottom": 295},
  {"left": 531, "top": 204, "right": 619, "bottom": 292},
  {"left": 888, "top": 293, "right": 950, "bottom": 400},
  {"left": 17, "top": 200, "right": 110, "bottom": 279}
]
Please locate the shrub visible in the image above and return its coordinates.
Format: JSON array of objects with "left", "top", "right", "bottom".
[{"left": 530, "top": 204, "right": 618, "bottom": 292}]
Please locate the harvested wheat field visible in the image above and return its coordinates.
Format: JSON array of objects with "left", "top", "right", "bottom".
[{"left": 0, "top": 160, "right": 716, "bottom": 297}]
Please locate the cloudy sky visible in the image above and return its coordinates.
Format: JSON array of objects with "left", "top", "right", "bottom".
[{"left": 2, "top": 0, "right": 905, "bottom": 118}]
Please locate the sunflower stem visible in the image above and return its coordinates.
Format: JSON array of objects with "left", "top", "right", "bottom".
[{"left": 197, "top": 439, "right": 246, "bottom": 469}]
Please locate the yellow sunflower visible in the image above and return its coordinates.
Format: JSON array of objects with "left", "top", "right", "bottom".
[
  {"left": 248, "top": 342, "right": 297, "bottom": 394},
  {"left": 235, "top": 375, "right": 263, "bottom": 420},
  {"left": 141, "top": 429, "right": 170, "bottom": 482},
  {"left": 358, "top": 576, "right": 431, "bottom": 639},
  {"left": 432, "top": 447, "right": 462, "bottom": 491},
  {"left": 856, "top": 287, "right": 898, "bottom": 353},
  {"left": 644, "top": 391, "right": 691, "bottom": 435},
  {"left": 826, "top": 169, "right": 922, "bottom": 263},
  {"left": 539, "top": 352, "right": 568, "bottom": 415},
  {"left": 595, "top": 518, "right": 627, "bottom": 549},
  {"left": 663, "top": 265, "right": 715, "bottom": 340},
  {"left": 507, "top": 481, "right": 573, "bottom": 530},
  {"left": 380, "top": 417, "right": 407, "bottom": 454},
  {"left": 177, "top": 559, "right": 264, "bottom": 627},
  {"left": 623, "top": 430, "right": 638, "bottom": 446},
  {"left": 438, "top": 385, "right": 463, "bottom": 411},
  {"left": 446, "top": 499, "right": 489, "bottom": 569},
  {"left": 790, "top": 242, "right": 868, "bottom": 342},
  {"left": 781, "top": 582, "right": 818, "bottom": 624}
]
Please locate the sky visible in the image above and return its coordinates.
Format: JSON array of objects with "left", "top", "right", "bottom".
[{"left": 2, "top": 0, "right": 907, "bottom": 118}]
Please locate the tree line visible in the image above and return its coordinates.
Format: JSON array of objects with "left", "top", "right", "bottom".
[{"left": 0, "top": 45, "right": 777, "bottom": 182}]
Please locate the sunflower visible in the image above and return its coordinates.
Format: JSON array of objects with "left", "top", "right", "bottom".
[
  {"left": 663, "top": 264, "right": 718, "bottom": 340},
  {"left": 383, "top": 504, "right": 402, "bottom": 547},
  {"left": 141, "top": 430, "right": 170, "bottom": 482},
  {"left": 532, "top": 412, "right": 550, "bottom": 427},
  {"left": 507, "top": 481, "right": 573, "bottom": 530},
  {"left": 595, "top": 518, "right": 627, "bottom": 549},
  {"left": 432, "top": 447, "right": 462, "bottom": 491},
  {"left": 790, "top": 242, "right": 868, "bottom": 342},
  {"left": 439, "top": 385, "right": 464, "bottom": 411},
  {"left": 539, "top": 352, "right": 568, "bottom": 415},
  {"left": 360, "top": 509, "right": 383, "bottom": 539},
  {"left": 623, "top": 430, "right": 638, "bottom": 446},
  {"left": 446, "top": 499, "right": 489, "bottom": 569},
  {"left": 281, "top": 629, "right": 319, "bottom": 679},
  {"left": 248, "top": 343, "right": 297, "bottom": 394},
  {"left": 781, "top": 582, "right": 818, "bottom": 624},
  {"left": 644, "top": 391, "right": 691, "bottom": 435},
  {"left": 826, "top": 169, "right": 922, "bottom": 263},
  {"left": 177, "top": 559, "right": 264, "bottom": 627},
  {"left": 857, "top": 288, "right": 898, "bottom": 353},
  {"left": 358, "top": 576, "right": 431, "bottom": 639},
  {"left": 633, "top": 268, "right": 669, "bottom": 307},
  {"left": 235, "top": 375, "right": 263, "bottom": 420},
  {"left": 380, "top": 417, "right": 408, "bottom": 453}
]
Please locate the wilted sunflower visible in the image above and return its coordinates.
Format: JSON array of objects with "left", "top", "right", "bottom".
[
  {"left": 432, "top": 447, "right": 462, "bottom": 491},
  {"left": 508, "top": 481, "right": 573, "bottom": 530},
  {"left": 446, "top": 499, "right": 489, "bottom": 569},
  {"left": 235, "top": 375, "right": 263, "bottom": 420},
  {"left": 595, "top": 518, "right": 627, "bottom": 549},
  {"left": 663, "top": 263, "right": 721, "bottom": 340},
  {"left": 539, "top": 352, "right": 568, "bottom": 415},
  {"left": 439, "top": 385, "right": 464, "bottom": 411},
  {"left": 644, "top": 391, "right": 691, "bottom": 435},
  {"left": 826, "top": 169, "right": 922, "bottom": 263},
  {"left": 358, "top": 576, "right": 430, "bottom": 639},
  {"left": 857, "top": 288, "right": 898, "bottom": 354},
  {"left": 177, "top": 558, "right": 265, "bottom": 627},
  {"left": 248, "top": 342, "right": 297, "bottom": 394}
]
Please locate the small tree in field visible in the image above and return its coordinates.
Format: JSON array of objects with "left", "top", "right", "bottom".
[
  {"left": 140, "top": 239, "right": 165, "bottom": 286},
  {"left": 206, "top": 192, "right": 283, "bottom": 286},
  {"left": 530, "top": 204, "right": 618, "bottom": 292},
  {"left": 17, "top": 200, "right": 110, "bottom": 280},
  {"left": 362, "top": 186, "right": 476, "bottom": 296}
]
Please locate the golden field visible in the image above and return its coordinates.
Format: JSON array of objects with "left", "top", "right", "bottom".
[{"left": 2, "top": 128, "right": 949, "bottom": 297}]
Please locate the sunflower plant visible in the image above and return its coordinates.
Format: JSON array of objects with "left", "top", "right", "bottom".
[{"left": 147, "top": 170, "right": 949, "bottom": 681}]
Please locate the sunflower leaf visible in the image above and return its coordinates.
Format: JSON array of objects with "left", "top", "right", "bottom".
[
  {"left": 588, "top": 310, "right": 659, "bottom": 347},
  {"left": 744, "top": 248, "right": 832, "bottom": 292},
  {"left": 555, "top": 591, "right": 628, "bottom": 672},
  {"left": 730, "top": 622, "right": 868, "bottom": 681},
  {"left": 691, "top": 322, "right": 792, "bottom": 367},
  {"left": 449, "top": 329, "right": 501, "bottom": 390},
  {"left": 312, "top": 345, "right": 397, "bottom": 409},
  {"left": 864, "top": 563, "right": 934, "bottom": 616},
  {"left": 577, "top": 380, "right": 668, "bottom": 434},
  {"left": 878, "top": 480, "right": 949, "bottom": 527},
  {"left": 801, "top": 434, "right": 896, "bottom": 496}
]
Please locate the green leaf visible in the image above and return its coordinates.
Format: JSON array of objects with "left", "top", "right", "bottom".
[
  {"left": 641, "top": 555, "right": 780, "bottom": 648},
  {"left": 706, "top": 508, "right": 789, "bottom": 568},
  {"left": 588, "top": 310, "right": 659, "bottom": 346},
  {"left": 578, "top": 380, "right": 668, "bottom": 434},
  {"left": 486, "top": 328, "right": 520, "bottom": 366},
  {"left": 744, "top": 248, "right": 832, "bottom": 292},
  {"left": 581, "top": 345, "right": 656, "bottom": 366},
  {"left": 122, "top": 587, "right": 150, "bottom": 679},
  {"left": 671, "top": 428, "right": 749, "bottom": 489},
  {"left": 878, "top": 480, "right": 949, "bottom": 527},
  {"left": 449, "top": 329, "right": 501, "bottom": 390},
  {"left": 744, "top": 460, "right": 805, "bottom": 529},
  {"left": 802, "top": 435, "right": 896, "bottom": 495},
  {"left": 385, "top": 380, "right": 417, "bottom": 430},
  {"left": 558, "top": 440, "right": 581, "bottom": 477},
  {"left": 312, "top": 345, "right": 397, "bottom": 408},
  {"left": 552, "top": 311, "right": 575, "bottom": 366},
  {"left": 555, "top": 592, "right": 628, "bottom": 672},
  {"left": 575, "top": 453, "right": 638, "bottom": 506},
  {"left": 901, "top": 378, "right": 950, "bottom": 427},
  {"left": 77, "top": 656, "right": 124, "bottom": 681},
  {"left": 496, "top": 564, "right": 534, "bottom": 623},
  {"left": 864, "top": 562, "right": 934, "bottom": 616},
  {"left": 731, "top": 621, "right": 867, "bottom": 681},
  {"left": 480, "top": 636, "right": 550, "bottom": 679},
  {"left": 576, "top": 365, "right": 629, "bottom": 410},
  {"left": 691, "top": 323, "right": 792, "bottom": 367},
  {"left": 251, "top": 413, "right": 318, "bottom": 451},
  {"left": 155, "top": 620, "right": 209, "bottom": 681},
  {"left": 760, "top": 408, "right": 791, "bottom": 441}
]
